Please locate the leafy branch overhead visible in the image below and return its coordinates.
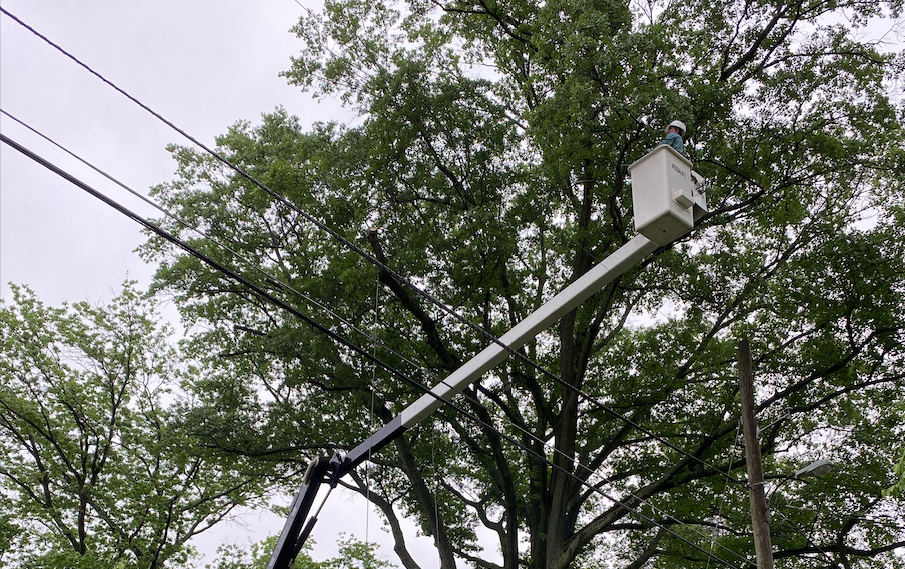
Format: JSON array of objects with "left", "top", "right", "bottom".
[
  {"left": 0, "top": 283, "right": 276, "bottom": 569},
  {"left": 142, "top": 0, "right": 905, "bottom": 567}
]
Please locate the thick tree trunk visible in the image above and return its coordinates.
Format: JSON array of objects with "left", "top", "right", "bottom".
[
  {"left": 394, "top": 434, "right": 458, "bottom": 569},
  {"left": 544, "top": 172, "right": 596, "bottom": 568}
]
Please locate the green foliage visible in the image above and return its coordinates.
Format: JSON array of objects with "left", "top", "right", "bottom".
[
  {"left": 205, "top": 535, "right": 394, "bottom": 569},
  {"left": 205, "top": 536, "right": 278, "bottom": 569},
  {"left": 321, "top": 534, "right": 395, "bottom": 569},
  {"left": 887, "top": 439, "right": 905, "bottom": 498},
  {"left": 0, "top": 283, "right": 273, "bottom": 569},
  {"left": 141, "top": 0, "right": 905, "bottom": 567}
]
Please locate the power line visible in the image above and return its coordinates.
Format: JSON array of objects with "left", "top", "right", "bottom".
[
  {"left": 1, "top": 132, "right": 748, "bottom": 569},
  {"left": 0, "top": 108, "right": 357, "bottom": 334},
  {"left": 0, "top": 7, "right": 745, "bottom": 489},
  {"left": 0, "top": 131, "right": 399, "bottom": 401}
]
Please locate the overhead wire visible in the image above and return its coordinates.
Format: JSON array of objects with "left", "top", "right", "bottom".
[
  {"left": 1, "top": 107, "right": 381, "bottom": 353},
  {"left": 0, "top": 7, "right": 746, "bottom": 490},
  {"left": 706, "top": 422, "right": 743, "bottom": 569},
  {"left": 0, "top": 131, "right": 749, "bottom": 569}
]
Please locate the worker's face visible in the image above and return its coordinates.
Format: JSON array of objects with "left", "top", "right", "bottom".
[{"left": 668, "top": 126, "right": 681, "bottom": 135}]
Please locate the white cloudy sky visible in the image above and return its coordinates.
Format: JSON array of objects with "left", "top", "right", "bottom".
[
  {"left": 0, "top": 0, "right": 444, "bottom": 565},
  {"left": 0, "top": 0, "right": 341, "bottom": 305}
]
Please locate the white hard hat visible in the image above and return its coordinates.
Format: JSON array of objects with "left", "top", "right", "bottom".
[{"left": 668, "top": 120, "right": 686, "bottom": 136}]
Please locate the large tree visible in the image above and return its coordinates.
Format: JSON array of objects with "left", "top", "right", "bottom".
[
  {"left": 0, "top": 283, "right": 274, "bottom": 569},
  {"left": 143, "top": 0, "right": 905, "bottom": 567}
]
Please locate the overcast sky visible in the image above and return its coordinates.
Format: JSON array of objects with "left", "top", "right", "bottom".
[{"left": 0, "top": 0, "right": 445, "bottom": 565}]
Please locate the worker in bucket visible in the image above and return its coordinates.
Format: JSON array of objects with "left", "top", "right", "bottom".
[{"left": 659, "top": 120, "right": 686, "bottom": 155}]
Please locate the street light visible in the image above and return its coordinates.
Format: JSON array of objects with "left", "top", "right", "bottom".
[
  {"left": 793, "top": 459, "right": 834, "bottom": 480},
  {"left": 766, "top": 459, "right": 834, "bottom": 525},
  {"left": 769, "top": 459, "right": 835, "bottom": 497}
]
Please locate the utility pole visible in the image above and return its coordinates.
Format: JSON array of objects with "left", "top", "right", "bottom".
[{"left": 738, "top": 339, "right": 774, "bottom": 569}]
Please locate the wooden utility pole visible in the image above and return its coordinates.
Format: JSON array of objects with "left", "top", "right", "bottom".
[{"left": 738, "top": 339, "right": 774, "bottom": 569}]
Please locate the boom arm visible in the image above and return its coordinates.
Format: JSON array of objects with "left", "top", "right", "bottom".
[{"left": 267, "top": 234, "right": 659, "bottom": 569}]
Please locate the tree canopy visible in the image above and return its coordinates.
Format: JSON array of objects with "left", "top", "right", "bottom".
[
  {"left": 207, "top": 534, "right": 394, "bottom": 569},
  {"left": 142, "top": 0, "right": 905, "bottom": 567},
  {"left": 0, "top": 283, "right": 274, "bottom": 569}
]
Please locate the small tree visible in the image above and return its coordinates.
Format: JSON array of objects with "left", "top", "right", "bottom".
[
  {"left": 0, "top": 282, "right": 272, "bottom": 569},
  {"left": 206, "top": 535, "right": 394, "bottom": 569}
]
